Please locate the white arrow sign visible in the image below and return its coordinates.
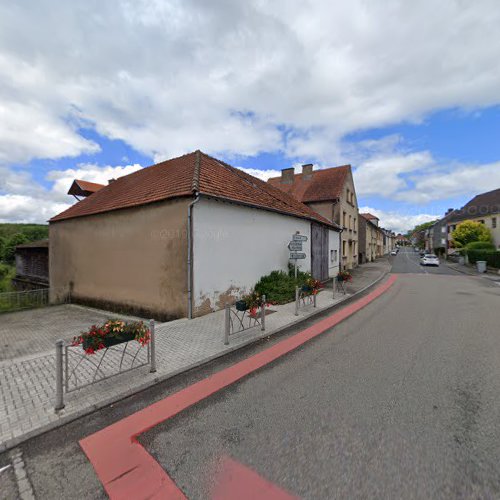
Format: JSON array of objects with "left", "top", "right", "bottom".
[
  {"left": 288, "top": 241, "right": 303, "bottom": 251},
  {"left": 289, "top": 252, "right": 306, "bottom": 259},
  {"left": 292, "top": 234, "right": 308, "bottom": 242}
]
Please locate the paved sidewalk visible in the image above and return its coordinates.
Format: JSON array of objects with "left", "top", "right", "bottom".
[
  {"left": 0, "top": 259, "right": 389, "bottom": 452},
  {"left": 445, "top": 261, "right": 500, "bottom": 282}
]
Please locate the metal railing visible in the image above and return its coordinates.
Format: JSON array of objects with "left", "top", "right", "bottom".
[
  {"left": 294, "top": 286, "right": 317, "bottom": 316},
  {"left": 0, "top": 287, "right": 69, "bottom": 313},
  {"left": 224, "top": 295, "right": 266, "bottom": 345},
  {"left": 55, "top": 319, "right": 157, "bottom": 411}
]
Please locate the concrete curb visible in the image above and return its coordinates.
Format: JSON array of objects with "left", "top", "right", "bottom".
[{"left": 0, "top": 267, "right": 390, "bottom": 454}]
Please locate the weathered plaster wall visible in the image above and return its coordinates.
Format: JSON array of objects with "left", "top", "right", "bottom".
[
  {"left": 50, "top": 198, "right": 191, "bottom": 320},
  {"left": 192, "top": 198, "right": 312, "bottom": 316}
]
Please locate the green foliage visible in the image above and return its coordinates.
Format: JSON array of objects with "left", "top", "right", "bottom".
[
  {"left": 0, "top": 224, "right": 48, "bottom": 263},
  {"left": 0, "top": 263, "right": 15, "bottom": 292},
  {"left": 254, "top": 269, "right": 312, "bottom": 305},
  {"left": 2, "top": 233, "right": 28, "bottom": 263},
  {"left": 466, "top": 250, "right": 500, "bottom": 268},
  {"left": 405, "top": 220, "right": 438, "bottom": 239},
  {"left": 452, "top": 220, "right": 492, "bottom": 248},
  {"left": 465, "top": 241, "right": 496, "bottom": 251}
]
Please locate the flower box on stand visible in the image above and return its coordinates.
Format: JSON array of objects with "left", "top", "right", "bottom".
[{"left": 73, "top": 320, "right": 151, "bottom": 355}]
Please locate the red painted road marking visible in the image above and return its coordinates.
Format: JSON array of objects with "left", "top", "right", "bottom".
[
  {"left": 80, "top": 275, "right": 398, "bottom": 499},
  {"left": 212, "top": 456, "right": 297, "bottom": 500}
]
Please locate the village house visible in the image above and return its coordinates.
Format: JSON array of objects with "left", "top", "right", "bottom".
[
  {"left": 268, "top": 164, "right": 359, "bottom": 270},
  {"left": 446, "top": 188, "right": 500, "bottom": 252},
  {"left": 359, "top": 213, "right": 380, "bottom": 262},
  {"left": 49, "top": 151, "right": 341, "bottom": 321}
]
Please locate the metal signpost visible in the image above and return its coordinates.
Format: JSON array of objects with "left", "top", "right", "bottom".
[{"left": 288, "top": 233, "right": 308, "bottom": 278}]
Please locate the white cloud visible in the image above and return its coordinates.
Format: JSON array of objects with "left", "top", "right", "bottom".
[
  {"left": 0, "top": 163, "right": 143, "bottom": 223},
  {"left": 1, "top": 0, "right": 500, "bottom": 164},
  {"left": 237, "top": 167, "right": 282, "bottom": 182},
  {"left": 359, "top": 206, "right": 437, "bottom": 233}
]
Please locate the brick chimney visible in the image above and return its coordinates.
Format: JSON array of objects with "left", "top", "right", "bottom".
[
  {"left": 281, "top": 167, "right": 295, "bottom": 184},
  {"left": 108, "top": 178, "right": 116, "bottom": 184},
  {"left": 302, "top": 163, "right": 313, "bottom": 180},
  {"left": 445, "top": 208, "right": 454, "bottom": 215}
]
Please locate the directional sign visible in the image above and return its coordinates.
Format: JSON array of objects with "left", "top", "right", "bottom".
[
  {"left": 289, "top": 252, "right": 306, "bottom": 259},
  {"left": 288, "top": 241, "right": 303, "bottom": 251},
  {"left": 292, "top": 234, "right": 308, "bottom": 242}
]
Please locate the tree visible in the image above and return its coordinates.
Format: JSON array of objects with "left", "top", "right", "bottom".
[
  {"left": 451, "top": 220, "right": 492, "bottom": 248},
  {"left": 3, "top": 233, "right": 28, "bottom": 263}
]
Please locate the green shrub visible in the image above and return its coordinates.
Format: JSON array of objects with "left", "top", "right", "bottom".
[
  {"left": 254, "top": 269, "right": 312, "bottom": 305},
  {"left": 467, "top": 250, "right": 500, "bottom": 268},
  {"left": 465, "top": 241, "right": 496, "bottom": 251}
]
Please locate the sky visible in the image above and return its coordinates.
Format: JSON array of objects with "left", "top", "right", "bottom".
[{"left": 1, "top": 0, "right": 500, "bottom": 233}]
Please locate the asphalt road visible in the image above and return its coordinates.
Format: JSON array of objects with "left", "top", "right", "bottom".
[
  {"left": 2, "top": 253, "right": 500, "bottom": 499},
  {"left": 390, "top": 247, "right": 460, "bottom": 275}
]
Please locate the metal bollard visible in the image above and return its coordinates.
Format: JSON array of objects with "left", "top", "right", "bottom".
[
  {"left": 149, "top": 319, "right": 157, "bottom": 373},
  {"left": 224, "top": 303, "right": 230, "bottom": 345},
  {"left": 295, "top": 286, "right": 299, "bottom": 316},
  {"left": 55, "top": 339, "right": 65, "bottom": 411},
  {"left": 261, "top": 294, "right": 266, "bottom": 331},
  {"left": 313, "top": 292, "right": 317, "bottom": 308}
]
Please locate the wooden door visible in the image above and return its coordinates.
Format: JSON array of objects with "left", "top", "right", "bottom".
[{"left": 311, "top": 223, "right": 329, "bottom": 281}]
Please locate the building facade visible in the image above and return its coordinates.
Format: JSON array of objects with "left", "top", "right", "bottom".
[
  {"left": 50, "top": 151, "right": 340, "bottom": 320},
  {"left": 268, "top": 164, "right": 359, "bottom": 270}
]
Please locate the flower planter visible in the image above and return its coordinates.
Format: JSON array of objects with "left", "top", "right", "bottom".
[
  {"left": 82, "top": 331, "right": 135, "bottom": 350},
  {"left": 301, "top": 285, "right": 313, "bottom": 293},
  {"left": 235, "top": 300, "right": 249, "bottom": 312}
]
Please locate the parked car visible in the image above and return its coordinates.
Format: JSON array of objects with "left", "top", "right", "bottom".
[
  {"left": 419, "top": 250, "right": 426, "bottom": 257},
  {"left": 420, "top": 254, "right": 440, "bottom": 266},
  {"left": 390, "top": 250, "right": 398, "bottom": 256}
]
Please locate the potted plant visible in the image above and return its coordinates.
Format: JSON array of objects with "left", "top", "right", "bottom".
[
  {"left": 337, "top": 270, "right": 352, "bottom": 282},
  {"left": 235, "top": 299, "right": 249, "bottom": 311},
  {"left": 72, "top": 320, "right": 151, "bottom": 355},
  {"left": 239, "top": 291, "right": 266, "bottom": 317},
  {"left": 301, "top": 277, "right": 322, "bottom": 294}
]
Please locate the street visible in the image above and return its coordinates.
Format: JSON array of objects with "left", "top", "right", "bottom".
[{"left": 2, "top": 255, "right": 500, "bottom": 499}]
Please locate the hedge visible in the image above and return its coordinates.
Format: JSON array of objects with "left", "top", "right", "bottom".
[{"left": 466, "top": 249, "right": 500, "bottom": 268}]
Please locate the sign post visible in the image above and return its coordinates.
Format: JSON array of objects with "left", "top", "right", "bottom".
[{"left": 288, "top": 233, "right": 308, "bottom": 279}]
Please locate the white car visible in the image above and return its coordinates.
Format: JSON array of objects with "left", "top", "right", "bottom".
[
  {"left": 420, "top": 254, "right": 440, "bottom": 266},
  {"left": 390, "top": 250, "right": 398, "bottom": 256}
]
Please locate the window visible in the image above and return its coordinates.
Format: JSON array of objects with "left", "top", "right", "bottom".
[
  {"left": 493, "top": 217, "right": 497, "bottom": 229},
  {"left": 479, "top": 220, "right": 485, "bottom": 224},
  {"left": 354, "top": 217, "right": 357, "bottom": 232},
  {"left": 342, "top": 240, "right": 346, "bottom": 255},
  {"left": 343, "top": 211, "right": 346, "bottom": 227},
  {"left": 346, "top": 188, "right": 350, "bottom": 202},
  {"left": 331, "top": 249, "right": 337, "bottom": 262},
  {"left": 349, "top": 214, "right": 352, "bottom": 229}
]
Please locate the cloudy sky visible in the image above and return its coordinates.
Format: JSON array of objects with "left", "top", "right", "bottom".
[{"left": 1, "top": 0, "right": 500, "bottom": 232}]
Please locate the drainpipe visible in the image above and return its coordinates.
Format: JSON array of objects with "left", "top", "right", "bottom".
[
  {"left": 338, "top": 227, "right": 343, "bottom": 273},
  {"left": 187, "top": 192, "right": 200, "bottom": 319}
]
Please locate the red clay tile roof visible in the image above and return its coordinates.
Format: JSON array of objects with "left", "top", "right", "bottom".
[
  {"left": 51, "top": 151, "right": 339, "bottom": 228},
  {"left": 447, "top": 188, "right": 500, "bottom": 223},
  {"left": 360, "top": 213, "right": 379, "bottom": 221},
  {"left": 267, "top": 165, "right": 351, "bottom": 203},
  {"left": 67, "top": 179, "right": 105, "bottom": 197}
]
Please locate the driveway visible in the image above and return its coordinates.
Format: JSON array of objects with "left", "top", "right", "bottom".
[{"left": 0, "top": 305, "right": 144, "bottom": 361}]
